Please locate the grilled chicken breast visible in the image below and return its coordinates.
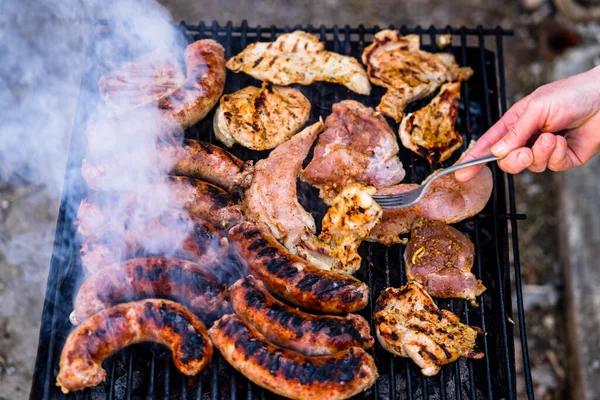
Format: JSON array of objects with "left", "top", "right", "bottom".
[
  {"left": 299, "top": 184, "right": 382, "bottom": 275},
  {"left": 82, "top": 139, "right": 253, "bottom": 193},
  {"left": 399, "top": 82, "right": 463, "bottom": 164},
  {"left": 79, "top": 211, "right": 227, "bottom": 274},
  {"left": 229, "top": 275, "right": 373, "bottom": 356},
  {"left": 57, "top": 299, "right": 212, "bottom": 393},
  {"left": 226, "top": 31, "right": 371, "bottom": 95},
  {"left": 72, "top": 258, "right": 230, "bottom": 325},
  {"left": 405, "top": 219, "right": 486, "bottom": 303},
  {"left": 229, "top": 222, "right": 369, "bottom": 314},
  {"left": 367, "top": 163, "right": 493, "bottom": 245},
  {"left": 214, "top": 83, "right": 311, "bottom": 150},
  {"left": 374, "top": 282, "right": 484, "bottom": 376},
  {"left": 301, "top": 100, "right": 405, "bottom": 203},
  {"left": 209, "top": 314, "right": 378, "bottom": 400},
  {"left": 244, "top": 120, "right": 323, "bottom": 250},
  {"left": 362, "top": 30, "right": 473, "bottom": 122}
]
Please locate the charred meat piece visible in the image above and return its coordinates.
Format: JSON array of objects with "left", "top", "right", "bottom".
[
  {"left": 301, "top": 100, "right": 405, "bottom": 203},
  {"left": 88, "top": 40, "right": 226, "bottom": 150},
  {"left": 367, "top": 163, "right": 493, "bottom": 245},
  {"left": 374, "top": 282, "right": 484, "bottom": 376},
  {"left": 82, "top": 139, "right": 254, "bottom": 193},
  {"left": 404, "top": 219, "right": 486, "bottom": 303},
  {"left": 399, "top": 82, "right": 463, "bottom": 164},
  {"left": 57, "top": 299, "right": 212, "bottom": 393},
  {"left": 214, "top": 83, "right": 311, "bottom": 150},
  {"left": 71, "top": 258, "right": 230, "bottom": 325},
  {"left": 229, "top": 275, "right": 373, "bottom": 356},
  {"left": 298, "top": 184, "right": 382, "bottom": 275},
  {"left": 226, "top": 31, "right": 371, "bottom": 95},
  {"left": 79, "top": 211, "right": 227, "bottom": 274},
  {"left": 229, "top": 222, "right": 369, "bottom": 314},
  {"left": 362, "top": 30, "right": 473, "bottom": 122},
  {"left": 244, "top": 120, "right": 323, "bottom": 250},
  {"left": 209, "top": 314, "right": 378, "bottom": 400}
]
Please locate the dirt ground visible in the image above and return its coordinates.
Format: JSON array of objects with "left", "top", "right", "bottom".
[{"left": 1, "top": 0, "right": 595, "bottom": 398}]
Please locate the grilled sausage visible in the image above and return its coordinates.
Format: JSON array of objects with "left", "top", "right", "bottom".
[
  {"left": 80, "top": 211, "right": 228, "bottom": 274},
  {"left": 228, "top": 222, "right": 369, "bottom": 314},
  {"left": 209, "top": 314, "right": 378, "bottom": 400},
  {"left": 229, "top": 275, "right": 373, "bottom": 356},
  {"left": 168, "top": 139, "right": 254, "bottom": 191},
  {"left": 82, "top": 139, "right": 254, "bottom": 193},
  {"left": 71, "top": 258, "right": 230, "bottom": 325},
  {"left": 166, "top": 176, "right": 243, "bottom": 229},
  {"left": 57, "top": 299, "right": 212, "bottom": 393}
]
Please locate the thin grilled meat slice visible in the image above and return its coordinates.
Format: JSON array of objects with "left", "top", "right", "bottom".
[
  {"left": 404, "top": 219, "right": 485, "bottom": 304},
  {"left": 226, "top": 31, "right": 371, "bottom": 95},
  {"left": 399, "top": 82, "right": 463, "bottom": 164},
  {"left": 82, "top": 139, "right": 254, "bottom": 193},
  {"left": 79, "top": 211, "right": 227, "bottom": 274},
  {"left": 374, "top": 282, "right": 484, "bottom": 376},
  {"left": 229, "top": 275, "right": 373, "bottom": 356},
  {"left": 209, "top": 314, "right": 378, "bottom": 400},
  {"left": 57, "top": 299, "right": 212, "bottom": 393},
  {"left": 71, "top": 258, "right": 230, "bottom": 325},
  {"left": 166, "top": 176, "right": 243, "bottom": 229},
  {"left": 229, "top": 222, "right": 369, "bottom": 314}
]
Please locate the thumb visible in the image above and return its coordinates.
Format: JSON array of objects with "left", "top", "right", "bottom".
[{"left": 490, "top": 100, "right": 545, "bottom": 158}]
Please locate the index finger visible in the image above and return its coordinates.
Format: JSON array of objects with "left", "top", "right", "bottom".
[{"left": 455, "top": 95, "right": 532, "bottom": 182}]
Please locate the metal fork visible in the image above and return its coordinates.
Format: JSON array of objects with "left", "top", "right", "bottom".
[{"left": 373, "top": 132, "right": 567, "bottom": 209}]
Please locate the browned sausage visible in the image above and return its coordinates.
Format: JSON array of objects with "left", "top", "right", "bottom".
[
  {"left": 80, "top": 211, "right": 228, "bottom": 274},
  {"left": 57, "top": 299, "right": 212, "bottom": 393},
  {"left": 71, "top": 258, "right": 230, "bottom": 325},
  {"left": 209, "top": 314, "right": 378, "bottom": 400},
  {"left": 228, "top": 222, "right": 369, "bottom": 314},
  {"left": 229, "top": 275, "right": 373, "bottom": 356}
]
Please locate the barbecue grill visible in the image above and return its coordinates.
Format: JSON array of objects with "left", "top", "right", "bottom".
[{"left": 30, "top": 21, "right": 534, "bottom": 400}]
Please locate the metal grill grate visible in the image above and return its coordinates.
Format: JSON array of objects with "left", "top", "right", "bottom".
[{"left": 29, "top": 22, "right": 534, "bottom": 400}]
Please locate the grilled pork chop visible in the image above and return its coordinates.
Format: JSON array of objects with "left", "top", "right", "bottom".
[
  {"left": 362, "top": 30, "right": 473, "bottom": 122},
  {"left": 374, "top": 282, "right": 484, "bottom": 376},
  {"left": 226, "top": 31, "right": 371, "bottom": 95},
  {"left": 214, "top": 83, "right": 311, "bottom": 150},
  {"left": 367, "top": 163, "right": 493, "bottom": 245},
  {"left": 399, "top": 82, "right": 463, "bottom": 164},
  {"left": 405, "top": 219, "right": 486, "bottom": 303},
  {"left": 244, "top": 120, "right": 323, "bottom": 250},
  {"left": 301, "top": 100, "right": 405, "bottom": 203}
]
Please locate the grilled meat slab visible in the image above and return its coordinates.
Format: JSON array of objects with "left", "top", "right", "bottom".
[
  {"left": 229, "top": 222, "right": 369, "bottom": 314},
  {"left": 399, "top": 82, "right": 463, "bottom": 164},
  {"left": 214, "top": 83, "right": 311, "bottom": 150},
  {"left": 244, "top": 120, "right": 323, "bottom": 250},
  {"left": 88, "top": 40, "right": 226, "bottom": 150},
  {"left": 226, "top": 31, "right": 371, "bottom": 95},
  {"left": 301, "top": 100, "right": 405, "bottom": 203},
  {"left": 209, "top": 314, "right": 378, "bottom": 400},
  {"left": 79, "top": 211, "right": 227, "bottom": 274},
  {"left": 374, "top": 282, "right": 484, "bottom": 376},
  {"left": 229, "top": 275, "right": 373, "bottom": 356},
  {"left": 367, "top": 164, "right": 493, "bottom": 245},
  {"left": 405, "top": 219, "right": 486, "bottom": 303},
  {"left": 362, "top": 30, "right": 473, "bottom": 122},
  {"left": 72, "top": 258, "right": 230, "bottom": 325},
  {"left": 57, "top": 299, "right": 212, "bottom": 393}
]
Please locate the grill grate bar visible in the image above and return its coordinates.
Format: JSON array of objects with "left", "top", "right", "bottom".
[
  {"left": 495, "top": 30, "right": 536, "bottom": 399},
  {"left": 477, "top": 27, "right": 516, "bottom": 400}
]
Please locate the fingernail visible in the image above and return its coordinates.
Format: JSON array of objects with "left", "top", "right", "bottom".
[
  {"left": 542, "top": 135, "right": 553, "bottom": 147},
  {"left": 491, "top": 140, "right": 507, "bottom": 155},
  {"left": 517, "top": 151, "right": 532, "bottom": 165}
]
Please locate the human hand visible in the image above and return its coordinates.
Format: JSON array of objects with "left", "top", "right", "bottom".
[{"left": 455, "top": 65, "right": 600, "bottom": 182}]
